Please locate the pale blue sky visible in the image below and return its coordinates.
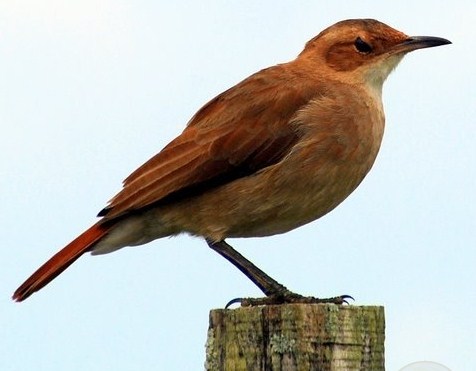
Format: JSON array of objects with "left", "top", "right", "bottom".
[{"left": 2, "top": 1, "right": 474, "bottom": 370}]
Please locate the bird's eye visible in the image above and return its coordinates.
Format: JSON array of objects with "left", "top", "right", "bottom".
[{"left": 354, "top": 37, "right": 373, "bottom": 54}]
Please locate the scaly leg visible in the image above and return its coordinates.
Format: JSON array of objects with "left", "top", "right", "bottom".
[{"left": 206, "top": 239, "right": 352, "bottom": 307}]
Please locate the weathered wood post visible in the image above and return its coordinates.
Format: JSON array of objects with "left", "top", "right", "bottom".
[{"left": 205, "top": 304, "right": 384, "bottom": 370}]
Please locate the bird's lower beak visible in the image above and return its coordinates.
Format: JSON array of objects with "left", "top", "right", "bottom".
[{"left": 397, "top": 36, "right": 452, "bottom": 53}]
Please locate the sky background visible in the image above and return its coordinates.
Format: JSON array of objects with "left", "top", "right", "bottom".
[{"left": 1, "top": 1, "right": 474, "bottom": 370}]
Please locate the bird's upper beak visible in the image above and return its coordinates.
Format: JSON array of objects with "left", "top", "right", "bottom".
[{"left": 395, "top": 35, "right": 452, "bottom": 53}]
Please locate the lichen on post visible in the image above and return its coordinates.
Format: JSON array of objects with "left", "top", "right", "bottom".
[{"left": 205, "top": 304, "right": 385, "bottom": 371}]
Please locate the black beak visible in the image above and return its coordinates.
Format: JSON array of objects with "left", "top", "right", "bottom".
[{"left": 398, "top": 36, "right": 452, "bottom": 52}]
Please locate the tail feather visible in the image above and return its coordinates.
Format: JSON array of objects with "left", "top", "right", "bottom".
[{"left": 13, "top": 222, "right": 111, "bottom": 302}]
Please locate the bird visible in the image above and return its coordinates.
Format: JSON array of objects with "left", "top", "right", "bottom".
[{"left": 13, "top": 19, "right": 450, "bottom": 304}]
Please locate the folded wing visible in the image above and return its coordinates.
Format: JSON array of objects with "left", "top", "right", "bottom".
[{"left": 99, "top": 65, "right": 321, "bottom": 220}]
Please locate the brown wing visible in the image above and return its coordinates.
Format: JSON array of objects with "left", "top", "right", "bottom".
[{"left": 98, "top": 64, "right": 320, "bottom": 220}]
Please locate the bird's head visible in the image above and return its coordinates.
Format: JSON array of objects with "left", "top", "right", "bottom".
[{"left": 299, "top": 19, "right": 451, "bottom": 93}]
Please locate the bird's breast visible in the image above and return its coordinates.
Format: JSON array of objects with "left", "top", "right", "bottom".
[{"left": 224, "top": 86, "right": 386, "bottom": 237}]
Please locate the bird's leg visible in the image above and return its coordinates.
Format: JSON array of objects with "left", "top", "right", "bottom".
[
  {"left": 206, "top": 239, "right": 290, "bottom": 296},
  {"left": 206, "top": 239, "right": 352, "bottom": 307}
]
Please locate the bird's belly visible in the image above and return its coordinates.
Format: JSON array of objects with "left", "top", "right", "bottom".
[
  {"left": 227, "top": 163, "right": 370, "bottom": 237},
  {"left": 153, "top": 153, "right": 375, "bottom": 241}
]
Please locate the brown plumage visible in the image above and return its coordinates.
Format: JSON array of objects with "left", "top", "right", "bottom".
[
  {"left": 98, "top": 65, "right": 318, "bottom": 219},
  {"left": 13, "top": 19, "right": 450, "bottom": 302}
]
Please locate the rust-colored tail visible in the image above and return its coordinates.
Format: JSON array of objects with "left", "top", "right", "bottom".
[{"left": 13, "top": 222, "right": 111, "bottom": 302}]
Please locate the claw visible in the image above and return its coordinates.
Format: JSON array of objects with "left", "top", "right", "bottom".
[
  {"left": 225, "top": 297, "right": 244, "bottom": 309},
  {"left": 340, "top": 294, "right": 355, "bottom": 305}
]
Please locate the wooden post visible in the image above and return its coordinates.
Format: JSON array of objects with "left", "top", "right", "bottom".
[{"left": 205, "top": 304, "right": 384, "bottom": 371}]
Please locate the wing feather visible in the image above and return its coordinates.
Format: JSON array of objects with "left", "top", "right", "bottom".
[{"left": 99, "top": 64, "right": 321, "bottom": 219}]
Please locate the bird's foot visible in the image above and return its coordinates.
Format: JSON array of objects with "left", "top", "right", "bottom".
[{"left": 225, "top": 292, "right": 353, "bottom": 308}]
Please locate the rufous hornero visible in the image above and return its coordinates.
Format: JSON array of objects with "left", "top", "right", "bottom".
[{"left": 13, "top": 19, "right": 450, "bottom": 305}]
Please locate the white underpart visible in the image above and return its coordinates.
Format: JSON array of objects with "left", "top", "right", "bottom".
[
  {"left": 91, "top": 217, "right": 158, "bottom": 255},
  {"left": 365, "top": 53, "right": 405, "bottom": 96}
]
